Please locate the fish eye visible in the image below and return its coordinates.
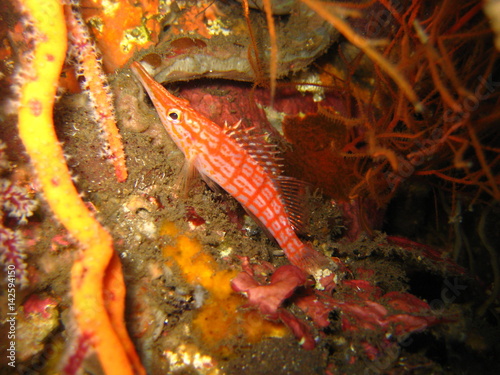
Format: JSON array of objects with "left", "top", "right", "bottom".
[{"left": 168, "top": 110, "right": 180, "bottom": 121}]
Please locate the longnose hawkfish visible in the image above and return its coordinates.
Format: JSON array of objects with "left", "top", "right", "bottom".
[{"left": 130, "top": 61, "right": 337, "bottom": 289}]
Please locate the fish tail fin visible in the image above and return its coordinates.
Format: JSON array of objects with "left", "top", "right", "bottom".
[{"left": 290, "top": 243, "right": 340, "bottom": 291}]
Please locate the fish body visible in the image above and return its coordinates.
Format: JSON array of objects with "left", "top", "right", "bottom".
[{"left": 131, "top": 62, "right": 335, "bottom": 285}]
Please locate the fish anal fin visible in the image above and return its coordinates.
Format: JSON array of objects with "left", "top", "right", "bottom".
[{"left": 276, "top": 175, "right": 310, "bottom": 235}]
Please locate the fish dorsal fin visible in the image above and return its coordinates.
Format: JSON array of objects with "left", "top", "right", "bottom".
[
  {"left": 276, "top": 175, "right": 310, "bottom": 234},
  {"left": 223, "top": 120, "right": 284, "bottom": 177},
  {"left": 223, "top": 120, "right": 310, "bottom": 234}
]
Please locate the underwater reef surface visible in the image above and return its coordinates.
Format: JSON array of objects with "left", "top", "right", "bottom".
[{"left": 1, "top": 0, "right": 499, "bottom": 374}]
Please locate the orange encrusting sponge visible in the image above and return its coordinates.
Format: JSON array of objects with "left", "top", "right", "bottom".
[{"left": 160, "top": 221, "right": 288, "bottom": 351}]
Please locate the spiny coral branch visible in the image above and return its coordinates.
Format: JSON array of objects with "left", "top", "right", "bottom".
[
  {"left": 61, "top": 332, "right": 92, "bottom": 375},
  {"left": 0, "top": 227, "right": 28, "bottom": 287},
  {"left": 0, "top": 143, "right": 35, "bottom": 287},
  {"left": 0, "top": 179, "right": 37, "bottom": 224},
  {"left": 64, "top": 0, "right": 128, "bottom": 182},
  {"left": 15, "top": 0, "right": 142, "bottom": 373}
]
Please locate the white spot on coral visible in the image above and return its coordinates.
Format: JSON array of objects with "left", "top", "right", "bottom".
[
  {"left": 313, "top": 268, "right": 333, "bottom": 290},
  {"left": 207, "top": 19, "right": 231, "bottom": 36},
  {"left": 163, "top": 344, "right": 219, "bottom": 374},
  {"left": 193, "top": 285, "right": 206, "bottom": 309},
  {"left": 219, "top": 246, "right": 233, "bottom": 258}
]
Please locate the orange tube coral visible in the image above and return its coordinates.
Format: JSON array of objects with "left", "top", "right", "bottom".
[{"left": 16, "top": 0, "right": 142, "bottom": 373}]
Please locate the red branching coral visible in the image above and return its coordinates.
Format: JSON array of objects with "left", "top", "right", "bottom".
[
  {"left": 232, "top": 263, "right": 308, "bottom": 318},
  {"left": 231, "top": 257, "right": 318, "bottom": 349},
  {"left": 61, "top": 332, "right": 93, "bottom": 375},
  {"left": 232, "top": 255, "right": 448, "bottom": 354}
]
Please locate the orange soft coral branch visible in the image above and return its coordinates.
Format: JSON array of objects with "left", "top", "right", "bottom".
[
  {"left": 300, "top": 0, "right": 423, "bottom": 112},
  {"left": 241, "top": 0, "right": 263, "bottom": 80},
  {"left": 467, "top": 123, "right": 500, "bottom": 199},
  {"left": 16, "top": 1, "right": 142, "bottom": 374},
  {"left": 64, "top": 0, "right": 128, "bottom": 182},
  {"left": 262, "top": 0, "right": 278, "bottom": 101}
]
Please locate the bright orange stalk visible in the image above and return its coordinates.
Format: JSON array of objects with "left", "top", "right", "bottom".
[{"left": 16, "top": 0, "right": 142, "bottom": 373}]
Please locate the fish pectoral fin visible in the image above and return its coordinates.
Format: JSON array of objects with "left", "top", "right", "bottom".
[
  {"left": 199, "top": 172, "right": 224, "bottom": 195},
  {"left": 177, "top": 157, "right": 225, "bottom": 197},
  {"left": 176, "top": 158, "right": 200, "bottom": 198}
]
